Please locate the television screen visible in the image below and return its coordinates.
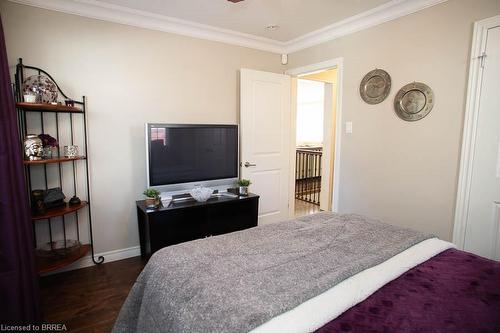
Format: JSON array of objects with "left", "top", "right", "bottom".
[{"left": 147, "top": 124, "right": 238, "bottom": 186}]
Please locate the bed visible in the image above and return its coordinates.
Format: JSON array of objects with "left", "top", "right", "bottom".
[{"left": 113, "top": 212, "right": 500, "bottom": 333}]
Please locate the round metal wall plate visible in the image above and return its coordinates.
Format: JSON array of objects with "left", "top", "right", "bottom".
[
  {"left": 394, "top": 82, "right": 434, "bottom": 121},
  {"left": 359, "top": 69, "right": 391, "bottom": 104}
]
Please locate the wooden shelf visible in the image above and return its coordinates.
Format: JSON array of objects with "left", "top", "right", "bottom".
[
  {"left": 16, "top": 102, "right": 83, "bottom": 113},
  {"left": 32, "top": 201, "right": 88, "bottom": 221},
  {"left": 36, "top": 244, "right": 90, "bottom": 274},
  {"left": 24, "top": 156, "right": 86, "bottom": 165}
]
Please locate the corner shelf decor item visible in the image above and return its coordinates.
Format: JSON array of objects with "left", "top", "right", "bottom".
[
  {"left": 14, "top": 58, "right": 103, "bottom": 274},
  {"left": 394, "top": 82, "right": 435, "bottom": 121},
  {"left": 22, "top": 74, "right": 58, "bottom": 103},
  {"left": 359, "top": 68, "right": 391, "bottom": 104}
]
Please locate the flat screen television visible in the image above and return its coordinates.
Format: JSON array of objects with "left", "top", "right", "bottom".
[{"left": 145, "top": 123, "right": 239, "bottom": 193}]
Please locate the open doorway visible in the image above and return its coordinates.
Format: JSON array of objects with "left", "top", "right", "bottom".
[
  {"left": 290, "top": 67, "right": 339, "bottom": 218},
  {"left": 239, "top": 60, "right": 341, "bottom": 224}
]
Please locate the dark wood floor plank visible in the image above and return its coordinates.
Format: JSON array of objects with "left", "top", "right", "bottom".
[{"left": 40, "top": 256, "right": 147, "bottom": 332}]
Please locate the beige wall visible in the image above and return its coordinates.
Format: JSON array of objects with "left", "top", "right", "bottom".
[
  {"left": 287, "top": 0, "right": 500, "bottom": 240},
  {"left": 0, "top": 1, "right": 282, "bottom": 254},
  {"left": 3, "top": 0, "right": 498, "bottom": 252}
]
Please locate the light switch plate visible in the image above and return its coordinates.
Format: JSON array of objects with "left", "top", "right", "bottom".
[
  {"left": 281, "top": 54, "right": 288, "bottom": 65},
  {"left": 346, "top": 121, "right": 353, "bottom": 134}
]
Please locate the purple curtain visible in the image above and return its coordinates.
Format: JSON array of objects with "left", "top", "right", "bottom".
[{"left": 0, "top": 16, "right": 40, "bottom": 324}]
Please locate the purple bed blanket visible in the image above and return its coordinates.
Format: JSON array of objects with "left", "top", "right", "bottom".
[{"left": 315, "top": 249, "right": 500, "bottom": 333}]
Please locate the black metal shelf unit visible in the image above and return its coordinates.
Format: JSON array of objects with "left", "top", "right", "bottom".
[{"left": 14, "top": 58, "right": 103, "bottom": 273}]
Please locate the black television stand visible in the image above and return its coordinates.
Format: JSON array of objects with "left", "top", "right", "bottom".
[{"left": 136, "top": 193, "right": 259, "bottom": 257}]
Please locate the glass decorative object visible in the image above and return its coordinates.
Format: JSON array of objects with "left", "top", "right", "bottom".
[
  {"left": 23, "top": 92, "right": 36, "bottom": 103},
  {"left": 63, "top": 145, "right": 79, "bottom": 158},
  {"left": 189, "top": 187, "right": 213, "bottom": 202},
  {"left": 43, "top": 147, "right": 54, "bottom": 159}
]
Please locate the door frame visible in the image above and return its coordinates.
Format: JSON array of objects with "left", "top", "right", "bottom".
[
  {"left": 453, "top": 15, "right": 500, "bottom": 249},
  {"left": 286, "top": 57, "right": 343, "bottom": 215}
]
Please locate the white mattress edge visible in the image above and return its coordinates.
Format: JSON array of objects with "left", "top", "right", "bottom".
[{"left": 250, "top": 238, "right": 455, "bottom": 333}]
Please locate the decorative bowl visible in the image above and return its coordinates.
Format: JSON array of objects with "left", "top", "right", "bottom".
[{"left": 190, "top": 187, "right": 213, "bottom": 202}]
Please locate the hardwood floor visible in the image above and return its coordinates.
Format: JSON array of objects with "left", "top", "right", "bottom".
[
  {"left": 39, "top": 256, "right": 147, "bottom": 332},
  {"left": 294, "top": 199, "right": 320, "bottom": 217}
]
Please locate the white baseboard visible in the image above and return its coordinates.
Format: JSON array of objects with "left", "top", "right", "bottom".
[{"left": 40, "top": 245, "right": 141, "bottom": 276}]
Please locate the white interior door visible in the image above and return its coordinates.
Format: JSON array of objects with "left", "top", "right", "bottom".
[
  {"left": 240, "top": 69, "right": 291, "bottom": 225},
  {"left": 464, "top": 26, "right": 500, "bottom": 260}
]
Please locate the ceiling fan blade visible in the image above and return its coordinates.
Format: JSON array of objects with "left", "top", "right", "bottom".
[{"left": 227, "top": 0, "right": 245, "bottom": 3}]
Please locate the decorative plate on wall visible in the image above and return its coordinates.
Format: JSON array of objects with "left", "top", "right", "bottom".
[
  {"left": 394, "top": 82, "right": 434, "bottom": 121},
  {"left": 23, "top": 74, "right": 58, "bottom": 103},
  {"left": 359, "top": 68, "right": 391, "bottom": 104}
]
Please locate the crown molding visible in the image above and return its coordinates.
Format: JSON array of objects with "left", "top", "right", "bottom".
[
  {"left": 8, "top": 0, "right": 448, "bottom": 55},
  {"left": 283, "top": 0, "right": 448, "bottom": 53},
  {"left": 8, "top": 0, "right": 286, "bottom": 53}
]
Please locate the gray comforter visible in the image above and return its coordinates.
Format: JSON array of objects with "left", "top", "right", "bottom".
[{"left": 113, "top": 212, "right": 431, "bottom": 333}]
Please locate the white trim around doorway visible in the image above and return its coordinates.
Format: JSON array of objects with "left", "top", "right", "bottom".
[
  {"left": 286, "top": 57, "right": 343, "bottom": 214},
  {"left": 452, "top": 15, "right": 500, "bottom": 249}
]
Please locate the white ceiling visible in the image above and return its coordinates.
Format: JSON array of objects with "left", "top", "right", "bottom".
[
  {"left": 98, "top": 0, "right": 392, "bottom": 42},
  {"left": 11, "top": 0, "right": 447, "bottom": 53}
]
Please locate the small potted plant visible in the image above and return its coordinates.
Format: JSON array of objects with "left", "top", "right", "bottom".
[
  {"left": 237, "top": 179, "right": 251, "bottom": 196},
  {"left": 143, "top": 188, "right": 161, "bottom": 208}
]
